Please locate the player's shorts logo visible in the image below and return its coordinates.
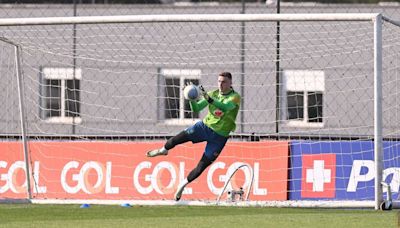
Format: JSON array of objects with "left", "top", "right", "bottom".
[{"left": 185, "top": 127, "right": 195, "bottom": 135}]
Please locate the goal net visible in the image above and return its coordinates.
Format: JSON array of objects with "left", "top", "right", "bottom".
[{"left": 0, "top": 13, "right": 399, "bottom": 209}]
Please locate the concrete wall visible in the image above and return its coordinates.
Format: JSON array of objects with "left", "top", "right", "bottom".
[{"left": 0, "top": 3, "right": 398, "bottom": 138}]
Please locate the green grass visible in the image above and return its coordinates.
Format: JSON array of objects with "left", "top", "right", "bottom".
[{"left": 0, "top": 204, "right": 397, "bottom": 228}]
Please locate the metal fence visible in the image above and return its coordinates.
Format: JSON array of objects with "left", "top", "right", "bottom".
[{"left": 0, "top": 1, "right": 399, "bottom": 19}]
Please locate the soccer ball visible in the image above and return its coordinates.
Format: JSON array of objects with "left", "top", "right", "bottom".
[{"left": 183, "top": 84, "right": 200, "bottom": 100}]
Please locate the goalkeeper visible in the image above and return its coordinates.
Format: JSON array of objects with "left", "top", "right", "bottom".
[{"left": 146, "top": 71, "right": 241, "bottom": 201}]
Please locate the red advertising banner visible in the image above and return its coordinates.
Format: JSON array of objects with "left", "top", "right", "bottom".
[{"left": 0, "top": 141, "right": 288, "bottom": 201}]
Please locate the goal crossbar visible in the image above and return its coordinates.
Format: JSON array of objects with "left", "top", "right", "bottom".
[{"left": 0, "top": 13, "right": 381, "bottom": 26}]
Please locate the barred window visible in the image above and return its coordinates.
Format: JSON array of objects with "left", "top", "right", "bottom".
[
  {"left": 40, "top": 67, "right": 81, "bottom": 124},
  {"left": 282, "top": 70, "right": 324, "bottom": 127}
]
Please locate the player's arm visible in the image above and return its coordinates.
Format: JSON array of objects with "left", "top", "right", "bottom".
[
  {"left": 189, "top": 99, "right": 208, "bottom": 113},
  {"left": 210, "top": 98, "right": 238, "bottom": 112},
  {"left": 199, "top": 85, "right": 240, "bottom": 112}
]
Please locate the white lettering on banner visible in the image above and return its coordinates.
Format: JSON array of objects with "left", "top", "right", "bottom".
[
  {"left": 61, "top": 161, "right": 80, "bottom": 193},
  {"left": 383, "top": 168, "right": 400, "bottom": 193},
  {"left": 105, "top": 162, "right": 119, "bottom": 194},
  {"left": 347, "top": 160, "right": 375, "bottom": 192},
  {"left": 207, "top": 161, "right": 225, "bottom": 194},
  {"left": 180, "top": 162, "right": 192, "bottom": 194},
  {"left": 33, "top": 161, "right": 46, "bottom": 193},
  {"left": 0, "top": 161, "right": 8, "bottom": 193},
  {"left": 0, "top": 161, "right": 46, "bottom": 194},
  {"left": 133, "top": 161, "right": 193, "bottom": 195},
  {"left": 134, "top": 161, "right": 153, "bottom": 194},
  {"left": 347, "top": 160, "right": 400, "bottom": 193},
  {"left": 253, "top": 163, "right": 267, "bottom": 195},
  {"left": 60, "top": 161, "right": 119, "bottom": 194},
  {"left": 133, "top": 161, "right": 265, "bottom": 196},
  {"left": 152, "top": 161, "right": 176, "bottom": 194},
  {"left": 80, "top": 161, "right": 103, "bottom": 194},
  {"left": 8, "top": 161, "right": 26, "bottom": 193},
  {"left": 207, "top": 162, "right": 267, "bottom": 195},
  {"left": 306, "top": 160, "right": 331, "bottom": 192},
  {"left": 226, "top": 162, "right": 253, "bottom": 193}
]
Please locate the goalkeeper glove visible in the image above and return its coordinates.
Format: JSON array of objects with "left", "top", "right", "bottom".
[{"left": 199, "top": 85, "right": 214, "bottom": 104}]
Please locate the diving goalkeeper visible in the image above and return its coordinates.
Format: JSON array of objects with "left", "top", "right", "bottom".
[{"left": 146, "top": 71, "right": 241, "bottom": 201}]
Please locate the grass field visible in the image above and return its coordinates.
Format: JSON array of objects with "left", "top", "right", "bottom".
[{"left": 0, "top": 204, "right": 397, "bottom": 228}]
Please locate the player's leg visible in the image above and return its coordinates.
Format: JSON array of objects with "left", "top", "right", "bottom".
[
  {"left": 174, "top": 153, "right": 213, "bottom": 201},
  {"left": 175, "top": 131, "right": 228, "bottom": 201},
  {"left": 147, "top": 121, "right": 206, "bottom": 157},
  {"left": 146, "top": 130, "right": 190, "bottom": 157}
]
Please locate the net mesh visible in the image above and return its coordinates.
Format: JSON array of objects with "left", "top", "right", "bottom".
[{"left": 0, "top": 15, "right": 398, "bottom": 204}]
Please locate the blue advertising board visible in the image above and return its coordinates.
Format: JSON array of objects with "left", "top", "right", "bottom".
[{"left": 289, "top": 141, "right": 400, "bottom": 200}]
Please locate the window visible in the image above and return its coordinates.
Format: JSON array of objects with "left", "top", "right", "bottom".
[
  {"left": 40, "top": 67, "right": 82, "bottom": 124},
  {"left": 160, "top": 69, "right": 201, "bottom": 125},
  {"left": 282, "top": 70, "right": 324, "bottom": 127}
]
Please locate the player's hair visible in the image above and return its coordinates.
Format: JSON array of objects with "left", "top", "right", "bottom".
[{"left": 219, "top": 72, "right": 232, "bottom": 80}]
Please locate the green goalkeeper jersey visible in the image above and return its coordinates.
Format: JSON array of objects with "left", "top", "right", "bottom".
[{"left": 189, "top": 88, "right": 241, "bottom": 137}]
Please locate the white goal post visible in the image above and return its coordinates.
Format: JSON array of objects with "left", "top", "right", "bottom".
[{"left": 0, "top": 13, "right": 399, "bottom": 210}]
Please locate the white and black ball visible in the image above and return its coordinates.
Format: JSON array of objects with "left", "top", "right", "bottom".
[{"left": 183, "top": 84, "right": 200, "bottom": 100}]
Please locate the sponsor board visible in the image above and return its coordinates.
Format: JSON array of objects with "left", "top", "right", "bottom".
[
  {"left": 0, "top": 141, "right": 288, "bottom": 201},
  {"left": 290, "top": 141, "right": 400, "bottom": 200}
]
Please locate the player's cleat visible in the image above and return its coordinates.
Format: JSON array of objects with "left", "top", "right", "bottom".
[
  {"left": 175, "top": 188, "right": 184, "bottom": 201},
  {"left": 174, "top": 182, "right": 188, "bottom": 201},
  {"left": 146, "top": 149, "right": 168, "bottom": 157}
]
